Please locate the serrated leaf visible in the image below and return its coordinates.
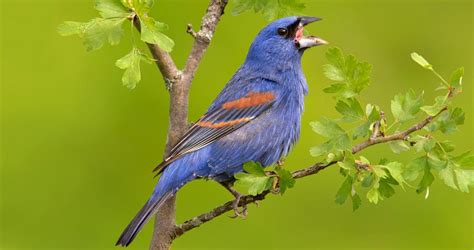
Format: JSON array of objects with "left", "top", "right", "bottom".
[
  {"left": 361, "top": 173, "right": 374, "bottom": 187},
  {"left": 310, "top": 118, "right": 351, "bottom": 153},
  {"left": 323, "top": 47, "right": 372, "bottom": 98},
  {"left": 122, "top": 0, "right": 154, "bottom": 13},
  {"left": 235, "top": 162, "right": 271, "bottom": 195},
  {"left": 438, "top": 165, "right": 457, "bottom": 190},
  {"left": 309, "top": 141, "right": 332, "bottom": 157},
  {"left": 416, "top": 165, "right": 434, "bottom": 194},
  {"left": 420, "top": 96, "right": 446, "bottom": 116},
  {"left": 452, "top": 151, "right": 474, "bottom": 167},
  {"left": 352, "top": 104, "right": 380, "bottom": 139},
  {"left": 335, "top": 98, "right": 364, "bottom": 122},
  {"left": 139, "top": 16, "right": 174, "bottom": 52},
  {"left": 426, "top": 107, "right": 464, "bottom": 134},
  {"left": 388, "top": 140, "right": 410, "bottom": 154},
  {"left": 378, "top": 179, "right": 395, "bottom": 198},
  {"left": 95, "top": 0, "right": 130, "bottom": 18},
  {"left": 411, "top": 52, "right": 433, "bottom": 70},
  {"left": 276, "top": 168, "right": 295, "bottom": 194},
  {"left": 243, "top": 161, "right": 265, "bottom": 176},
  {"left": 351, "top": 192, "right": 361, "bottom": 211},
  {"left": 234, "top": 173, "right": 272, "bottom": 196},
  {"left": 380, "top": 162, "right": 407, "bottom": 188},
  {"left": 404, "top": 156, "right": 428, "bottom": 182},
  {"left": 449, "top": 67, "right": 464, "bottom": 95},
  {"left": 390, "top": 90, "right": 423, "bottom": 122},
  {"left": 232, "top": 0, "right": 305, "bottom": 20},
  {"left": 59, "top": 18, "right": 126, "bottom": 51},
  {"left": 366, "top": 185, "right": 381, "bottom": 204},
  {"left": 115, "top": 48, "right": 151, "bottom": 89},
  {"left": 335, "top": 176, "right": 352, "bottom": 205},
  {"left": 57, "top": 21, "right": 87, "bottom": 36},
  {"left": 411, "top": 135, "right": 435, "bottom": 153},
  {"left": 454, "top": 169, "right": 474, "bottom": 193}
]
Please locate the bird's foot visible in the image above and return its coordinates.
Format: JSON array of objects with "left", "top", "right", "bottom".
[
  {"left": 219, "top": 182, "right": 248, "bottom": 218},
  {"left": 229, "top": 193, "right": 247, "bottom": 219}
]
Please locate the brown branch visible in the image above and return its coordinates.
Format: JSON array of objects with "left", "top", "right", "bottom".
[
  {"left": 132, "top": 1, "right": 228, "bottom": 249},
  {"left": 172, "top": 107, "right": 448, "bottom": 238},
  {"left": 132, "top": 16, "right": 180, "bottom": 90}
]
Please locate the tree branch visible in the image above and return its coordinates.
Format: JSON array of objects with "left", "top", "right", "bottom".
[
  {"left": 171, "top": 107, "right": 448, "bottom": 238},
  {"left": 135, "top": 1, "right": 228, "bottom": 249},
  {"left": 132, "top": 16, "right": 180, "bottom": 89}
]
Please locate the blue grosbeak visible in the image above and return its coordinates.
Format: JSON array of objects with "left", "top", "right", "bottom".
[{"left": 117, "top": 16, "right": 327, "bottom": 246}]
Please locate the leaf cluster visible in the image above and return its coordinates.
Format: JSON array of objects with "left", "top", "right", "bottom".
[
  {"left": 58, "top": 0, "right": 174, "bottom": 88},
  {"left": 232, "top": 0, "right": 305, "bottom": 21},
  {"left": 234, "top": 162, "right": 295, "bottom": 196},
  {"left": 310, "top": 48, "right": 472, "bottom": 210}
]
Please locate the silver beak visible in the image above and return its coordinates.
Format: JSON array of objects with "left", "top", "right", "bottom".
[{"left": 298, "top": 36, "right": 329, "bottom": 48}]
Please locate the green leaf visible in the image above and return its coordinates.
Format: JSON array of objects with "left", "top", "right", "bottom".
[
  {"left": 275, "top": 168, "right": 295, "bottom": 195},
  {"left": 323, "top": 47, "right": 372, "bottom": 98},
  {"left": 411, "top": 52, "right": 433, "bottom": 70},
  {"left": 232, "top": 0, "right": 305, "bottom": 21},
  {"left": 404, "top": 156, "right": 428, "bottom": 182},
  {"left": 234, "top": 162, "right": 271, "bottom": 195},
  {"left": 335, "top": 176, "right": 353, "bottom": 205},
  {"left": 139, "top": 16, "right": 174, "bottom": 52},
  {"left": 416, "top": 165, "right": 434, "bottom": 194},
  {"left": 243, "top": 161, "right": 265, "bottom": 176},
  {"left": 366, "top": 185, "right": 381, "bottom": 204},
  {"left": 361, "top": 173, "right": 374, "bottom": 187},
  {"left": 380, "top": 162, "right": 407, "bottom": 188},
  {"left": 57, "top": 21, "right": 87, "bottom": 36},
  {"left": 388, "top": 140, "right": 410, "bottom": 154},
  {"left": 378, "top": 179, "right": 395, "bottom": 198},
  {"left": 438, "top": 164, "right": 457, "bottom": 190},
  {"left": 122, "top": 0, "right": 154, "bottom": 13},
  {"left": 452, "top": 151, "right": 474, "bottom": 167},
  {"left": 351, "top": 193, "right": 362, "bottom": 211},
  {"left": 449, "top": 67, "right": 464, "bottom": 95},
  {"left": 310, "top": 118, "right": 351, "bottom": 153},
  {"left": 95, "top": 0, "right": 130, "bottom": 18},
  {"left": 115, "top": 48, "right": 152, "bottom": 89},
  {"left": 335, "top": 98, "right": 364, "bottom": 122},
  {"left": 352, "top": 104, "right": 380, "bottom": 139},
  {"left": 426, "top": 107, "right": 464, "bottom": 134},
  {"left": 411, "top": 135, "right": 435, "bottom": 153},
  {"left": 454, "top": 169, "right": 474, "bottom": 193},
  {"left": 309, "top": 141, "right": 332, "bottom": 157},
  {"left": 420, "top": 96, "right": 446, "bottom": 116},
  {"left": 390, "top": 90, "right": 423, "bottom": 122},
  {"left": 58, "top": 18, "right": 126, "bottom": 51}
]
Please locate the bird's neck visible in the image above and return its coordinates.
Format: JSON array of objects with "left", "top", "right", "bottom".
[
  {"left": 242, "top": 55, "right": 303, "bottom": 81},
  {"left": 242, "top": 55, "right": 308, "bottom": 95}
]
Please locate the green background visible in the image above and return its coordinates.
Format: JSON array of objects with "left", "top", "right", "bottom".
[{"left": 1, "top": 0, "right": 473, "bottom": 249}]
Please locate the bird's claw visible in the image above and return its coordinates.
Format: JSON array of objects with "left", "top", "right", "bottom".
[{"left": 229, "top": 193, "right": 247, "bottom": 219}]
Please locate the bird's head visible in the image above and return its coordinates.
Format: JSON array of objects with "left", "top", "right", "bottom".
[{"left": 245, "top": 16, "right": 327, "bottom": 67}]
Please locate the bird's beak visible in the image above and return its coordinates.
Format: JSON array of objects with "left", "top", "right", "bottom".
[{"left": 294, "top": 16, "right": 328, "bottom": 49}]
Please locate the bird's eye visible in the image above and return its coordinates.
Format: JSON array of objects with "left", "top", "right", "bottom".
[{"left": 277, "top": 28, "right": 288, "bottom": 36}]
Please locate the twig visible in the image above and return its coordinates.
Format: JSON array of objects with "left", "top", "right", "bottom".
[
  {"left": 172, "top": 107, "right": 448, "bottom": 237},
  {"left": 186, "top": 24, "right": 197, "bottom": 38}
]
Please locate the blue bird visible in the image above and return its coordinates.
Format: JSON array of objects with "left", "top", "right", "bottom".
[{"left": 116, "top": 16, "right": 327, "bottom": 246}]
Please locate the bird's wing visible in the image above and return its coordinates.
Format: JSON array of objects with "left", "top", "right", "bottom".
[{"left": 153, "top": 90, "right": 277, "bottom": 175}]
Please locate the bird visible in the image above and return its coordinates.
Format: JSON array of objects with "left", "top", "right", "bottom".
[{"left": 116, "top": 16, "right": 327, "bottom": 247}]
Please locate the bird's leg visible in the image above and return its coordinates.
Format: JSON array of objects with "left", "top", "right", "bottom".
[{"left": 219, "top": 182, "right": 247, "bottom": 218}]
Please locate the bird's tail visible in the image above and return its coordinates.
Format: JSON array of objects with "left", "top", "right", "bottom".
[
  {"left": 116, "top": 162, "right": 200, "bottom": 247},
  {"left": 115, "top": 192, "right": 173, "bottom": 247}
]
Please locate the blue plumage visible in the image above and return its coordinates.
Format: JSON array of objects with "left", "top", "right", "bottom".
[{"left": 116, "top": 16, "right": 327, "bottom": 246}]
